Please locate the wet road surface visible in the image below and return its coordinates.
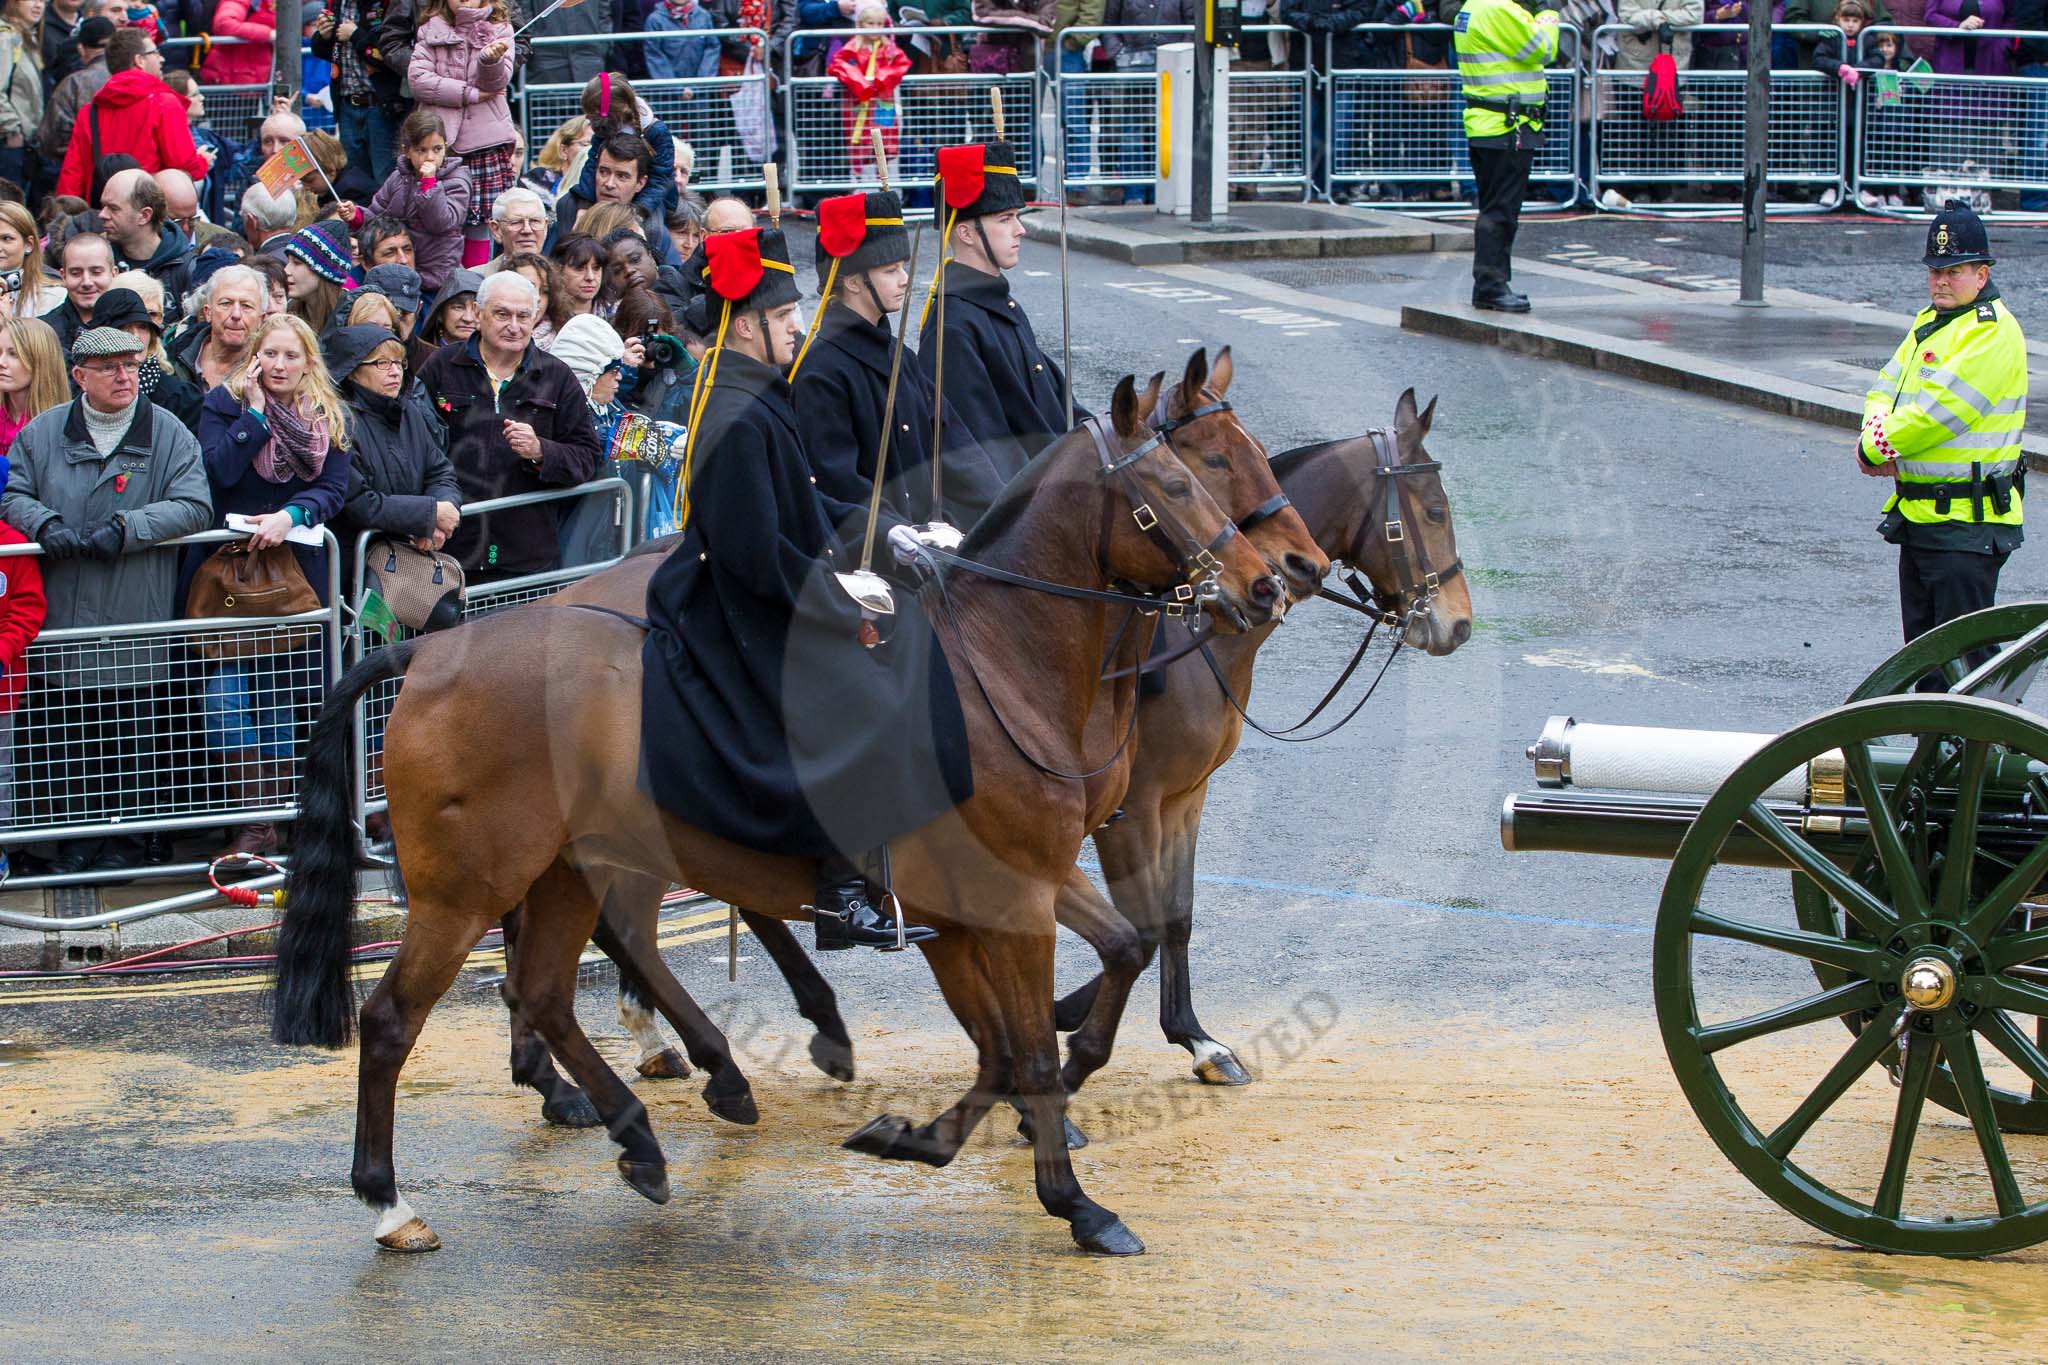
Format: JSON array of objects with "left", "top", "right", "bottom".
[{"left": 7, "top": 226, "right": 2048, "bottom": 1359}]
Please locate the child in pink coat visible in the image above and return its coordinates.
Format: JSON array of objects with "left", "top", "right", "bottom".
[{"left": 407, "top": 0, "right": 517, "bottom": 268}]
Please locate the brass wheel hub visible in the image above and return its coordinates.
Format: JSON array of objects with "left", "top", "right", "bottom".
[{"left": 1901, "top": 957, "right": 1959, "bottom": 1012}]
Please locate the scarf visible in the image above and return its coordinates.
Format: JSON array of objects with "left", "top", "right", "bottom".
[
  {"left": 255, "top": 394, "right": 330, "bottom": 484},
  {"left": 138, "top": 356, "right": 164, "bottom": 400},
  {"left": 450, "top": 3, "right": 492, "bottom": 24},
  {"left": 663, "top": 0, "right": 696, "bottom": 17},
  {"left": 346, "top": 380, "right": 405, "bottom": 430}
]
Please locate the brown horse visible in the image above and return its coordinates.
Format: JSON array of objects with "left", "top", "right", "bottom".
[
  {"left": 270, "top": 360, "right": 1325, "bottom": 1257},
  {"left": 505, "top": 347, "right": 1337, "bottom": 1126},
  {"left": 533, "top": 390, "right": 1469, "bottom": 1126}
]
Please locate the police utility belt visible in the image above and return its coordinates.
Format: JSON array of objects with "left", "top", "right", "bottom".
[
  {"left": 1466, "top": 92, "right": 1546, "bottom": 150},
  {"left": 1892, "top": 463, "right": 2024, "bottom": 519}
]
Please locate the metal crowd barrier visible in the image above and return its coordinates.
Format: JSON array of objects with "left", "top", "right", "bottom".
[
  {"left": 1588, "top": 23, "right": 1843, "bottom": 210},
  {"left": 1854, "top": 27, "right": 2044, "bottom": 216},
  {"left": 784, "top": 26, "right": 1040, "bottom": 197},
  {"left": 1326, "top": 23, "right": 1580, "bottom": 209},
  {"left": 162, "top": 36, "right": 274, "bottom": 149},
  {"left": 349, "top": 479, "right": 635, "bottom": 834},
  {"left": 0, "top": 528, "right": 343, "bottom": 926},
  {"left": 521, "top": 30, "right": 773, "bottom": 193},
  {"left": 1057, "top": 25, "right": 1309, "bottom": 196}
]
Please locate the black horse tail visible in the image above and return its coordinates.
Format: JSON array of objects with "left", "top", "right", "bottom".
[{"left": 271, "top": 641, "right": 420, "bottom": 1049}]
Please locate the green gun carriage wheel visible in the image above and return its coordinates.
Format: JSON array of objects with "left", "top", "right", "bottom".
[
  {"left": 1793, "top": 603, "right": 2048, "bottom": 1134},
  {"left": 1658, "top": 695, "right": 2048, "bottom": 1256}
]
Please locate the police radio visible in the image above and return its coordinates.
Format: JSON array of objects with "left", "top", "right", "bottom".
[{"left": 1203, "top": 0, "right": 1242, "bottom": 49}]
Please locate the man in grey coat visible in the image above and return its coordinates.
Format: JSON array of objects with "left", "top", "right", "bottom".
[{"left": 1, "top": 327, "right": 211, "bottom": 873}]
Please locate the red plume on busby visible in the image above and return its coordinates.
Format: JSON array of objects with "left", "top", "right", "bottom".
[
  {"left": 817, "top": 194, "right": 870, "bottom": 260},
  {"left": 936, "top": 144, "right": 987, "bottom": 211},
  {"left": 705, "top": 228, "right": 768, "bottom": 302}
]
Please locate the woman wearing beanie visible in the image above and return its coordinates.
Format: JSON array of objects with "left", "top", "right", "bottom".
[
  {"left": 367, "top": 111, "right": 476, "bottom": 293},
  {"left": 408, "top": 0, "right": 519, "bottom": 270},
  {"left": 187, "top": 313, "right": 354, "bottom": 858},
  {"left": 281, "top": 219, "right": 355, "bottom": 337}
]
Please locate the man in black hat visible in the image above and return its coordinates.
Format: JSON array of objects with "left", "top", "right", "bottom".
[
  {"left": 1859, "top": 198, "right": 2027, "bottom": 651},
  {"left": 640, "top": 226, "right": 971, "bottom": 951},
  {"left": 789, "top": 189, "right": 1006, "bottom": 536},
  {"left": 917, "top": 140, "right": 1090, "bottom": 485}
]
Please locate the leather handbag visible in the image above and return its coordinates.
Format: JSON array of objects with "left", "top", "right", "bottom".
[
  {"left": 184, "top": 541, "right": 323, "bottom": 660},
  {"left": 364, "top": 537, "right": 465, "bottom": 633}
]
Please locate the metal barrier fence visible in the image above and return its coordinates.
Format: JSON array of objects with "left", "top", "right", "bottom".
[
  {"left": 1854, "top": 27, "right": 2043, "bottom": 214},
  {"left": 1325, "top": 24, "right": 1580, "bottom": 207},
  {"left": 1589, "top": 24, "right": 1843, "bottom": 210},
  {"left": 0, "top": 528, "right": 342, "bottom": 900},
  {"left": 162, "top": 37, "right": 274, "bottom": 149},
  {"left": 1056, "top": 25, "right": 1310, "bottom": 196},
  {"left": 785, "top": 27, "right": 1040, "bottom": 197},
  {"left": 522, "top": 31, "right": 773, "bottom": 194},
  {"left": 350, "top": 480, "right": 635, "bottom": 828}
]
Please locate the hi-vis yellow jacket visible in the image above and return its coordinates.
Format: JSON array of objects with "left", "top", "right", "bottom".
[
  {"left": 1454, "top": 0, "right": 1560, "bottom": 141},
  {"left": 1861, "top": 292, "right": 2027, "bottom": 530}
]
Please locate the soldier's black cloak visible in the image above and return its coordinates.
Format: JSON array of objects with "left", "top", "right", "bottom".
[{"left": 917, "top": 265, "right": 1092, "bottom": 483}]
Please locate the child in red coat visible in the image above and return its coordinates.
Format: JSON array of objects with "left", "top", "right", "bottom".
[
  {"left": 829, "top": 3, "right": 910, "bottom": 185},
  {"left": 0, "top": 520, "right": 47, "bottom": 884}
]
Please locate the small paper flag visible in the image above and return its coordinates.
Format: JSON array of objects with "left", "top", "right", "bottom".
[{"left": 256, "top": 139, "right": 316, "bottom": 196}]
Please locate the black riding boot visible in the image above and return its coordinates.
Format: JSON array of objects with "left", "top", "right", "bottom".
[{"left": 812, "top": 850, "right": 936, "bottom": 952}]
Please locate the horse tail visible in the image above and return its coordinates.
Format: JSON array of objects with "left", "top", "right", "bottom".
[{"left": 271, "top": 640, "right": 420, "bottom": 1049}]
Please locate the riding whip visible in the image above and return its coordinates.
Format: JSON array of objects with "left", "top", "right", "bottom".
[{"left": 859, "top": 225, "right": 925, "bottom": 573}]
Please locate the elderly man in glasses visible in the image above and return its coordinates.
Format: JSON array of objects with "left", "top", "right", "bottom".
[
  {"left": 0, "top": 326, "right": 211, "bottom": 875},
  {"left": 477, "top": 188, "right": 551, "bottom": 276}
]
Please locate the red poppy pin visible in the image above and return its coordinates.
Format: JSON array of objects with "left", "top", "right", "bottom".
[
  {"left": 1923, "top": 350, "right": 1937, "bottom": 363},
  {"left": 113, "top": 474, "right": 128, "bottom": 493},
  {"left": 435, "top": 397, "right": 453, "bottom": 414}
]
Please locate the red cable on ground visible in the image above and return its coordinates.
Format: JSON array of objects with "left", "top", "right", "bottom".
[{"left": 77, "top": 919, "right": 285, "bottom": 975}]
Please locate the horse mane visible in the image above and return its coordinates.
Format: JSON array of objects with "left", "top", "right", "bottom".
[
  {"left": 1267, "top": 438, "right": 1348, "bottom": 480},
  {"left": 958, "top": 426, "right": 1088, "bottom": 559}
]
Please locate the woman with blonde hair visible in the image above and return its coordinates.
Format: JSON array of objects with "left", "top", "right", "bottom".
[
  {"left": 0, "top": 315, "right": 65, "bottom": 460},
  {"left": 523, "top": 115, "right": 591, "bottom": 203},
  {"left": 0, "top": 200, "right": 59, "bottom": 321},
  {"left": 97, "top": 275, "right": 204, "bottom": 427},
  {"left": 188, "top": 311, "right": 353, "bottom": 856}
]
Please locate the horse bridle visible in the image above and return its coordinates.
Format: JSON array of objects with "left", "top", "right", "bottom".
[{"left": 1330, "top": 428, "right": 1463, "bottom": 628}]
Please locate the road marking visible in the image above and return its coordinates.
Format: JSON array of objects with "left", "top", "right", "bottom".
[
  {"left": 0, "top": 908, "right": 745, "bottom": 1005},
  {"left": 1146, "top": 263, "right": 1403, "bottom": 328},
  {"left": 1543, "top": 243, "right": 1737, "bottom": 291},
  {"left": 1102, "top": 280, "right": 1231, "bottom": 304},
  {"left": 1217, "top": 305, "right": 1339, "bottom": 331}
]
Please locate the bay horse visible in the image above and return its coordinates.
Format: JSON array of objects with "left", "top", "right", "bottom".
[
  {"left": 528, "top": 389, "right": 1469, "bottom": 1126},
  {"left": 270, "top": 361, "right": 1326, "bottom": 1257}
]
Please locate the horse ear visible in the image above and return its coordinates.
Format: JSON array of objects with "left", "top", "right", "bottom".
[
  {"left": 1112, "top": 375, "right": 1141, "bottom": 438},
  {"left": 1417, "top": 394, "right": 1438, "bottom": 442},
  {"left": 1207, "top": 345, "right": 1233, "bottom": 398},
  {"left": 1134, "top": 371, "right": 1165, "bottom": 436},
  {"left": 1180, "top": 347, "right": 1209, "bottom": 410},
  {"left": 1394, "top": 387, "right": 1419, "bottom": 436}
]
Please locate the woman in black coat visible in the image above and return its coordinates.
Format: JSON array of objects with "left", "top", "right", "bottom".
[{"left": 324, "top": 324, "right": 463, "bottom": 595}]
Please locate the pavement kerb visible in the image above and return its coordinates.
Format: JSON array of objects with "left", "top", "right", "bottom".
[
  {"left": 1400, "top": 300, "right": 2048, "bottom": 471},
  {"left": 1023, "top": 205, "right": 1473, "bottom": 265}
]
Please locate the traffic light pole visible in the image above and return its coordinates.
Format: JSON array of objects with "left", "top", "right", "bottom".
[
  {"left": 1192, "top": 31, "right": 1215, "bottom": 225},
  {"left": 1738, "top": 1, "right": 1769, "bottom": 306}
]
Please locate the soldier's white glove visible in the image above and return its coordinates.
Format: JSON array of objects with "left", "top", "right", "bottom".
[
  {"left": 911, "top": 521, "right": 963, "bottom": 551},
  {"left": 888, "top": 523, "right": 927, "bottom": 564}
]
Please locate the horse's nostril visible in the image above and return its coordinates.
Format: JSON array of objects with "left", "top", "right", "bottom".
[
  {"left": 1451, "top": 619, "right": 1472, "bottom": 645},
  {"left": 1283, "top": 553, "right": 1326, "bottom": 586},
  {"left": 1250, "top": 576, "right": 1279, "bottom": 604}
]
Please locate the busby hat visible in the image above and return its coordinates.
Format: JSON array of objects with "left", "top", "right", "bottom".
[
  {"left": 1923, "top": 198, "right": 1994, "bottom": 269},
  {"left": 683, "top": 227, "right": 800, "bottom": 334},
  {"left": 934, "top": 141, "right": 1026, "bottom": 224},
  {"left": 283, "top": 218, "right": 354, "bottom": 287},
  {"left": 813, "top": 190, "right": 910, "bottom": 287}
]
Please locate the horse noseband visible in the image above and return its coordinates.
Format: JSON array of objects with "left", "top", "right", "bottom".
[
  {"left": 1360, "top": 428, "right": 1462, "bottom": 626},
  {"left": 1085, "top": 414, "right": 1239, "bottom": 618}
]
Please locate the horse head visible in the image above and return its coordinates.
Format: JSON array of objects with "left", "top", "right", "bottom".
[
  {"left": 1348, "top": 389, "right": 1471, "bottom": 657},
  {"left": 1104, "top": 370, "right": 1285, "bottom": 634},
  {"left": 1150, "top": 346, "right": 1330, "bottom": 607}
]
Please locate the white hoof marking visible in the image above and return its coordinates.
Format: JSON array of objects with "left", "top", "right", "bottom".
[
  {"left": 619, "top": 996, "right": 669, "bottom": 1066},
  {"left": 373, "top": 1197, "right": 418, "bottom": 1241},
  {"left": 1187, "top": 1039, "right": 1233, "bottom": 1069}
]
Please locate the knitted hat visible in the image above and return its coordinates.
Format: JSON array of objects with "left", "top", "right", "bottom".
[
  {"left": 934, "top": 141, "right": 1026, "bottom": 225},
  {"left": 552, "top": 314, "right": 627, "bottom": 398},
  {"left": 69, "top": 326, "right": 144, "bottom": 362},
  {"left": 359, "top": 264, "right": 423, "bottom": 316},
  {"left": 283, "top": 219, "right": 354, "bottom": 287},
  {"left": 812, "top": 190, "right": 910, "bottom": 288}
]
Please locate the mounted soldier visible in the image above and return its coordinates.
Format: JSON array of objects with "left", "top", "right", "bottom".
[
  {"left": 788, "top": 189, "right": 1007, "bottom": 534},
  {"left": 917, "top": 140, "right": 1091, "bottom": 483},
  {"left": 639, "top": 227, "right": 971, "bottom": 951}
]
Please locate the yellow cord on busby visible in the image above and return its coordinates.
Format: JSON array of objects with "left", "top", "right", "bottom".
[
  {"left": 678, "top": 298, "right": 733, "bottom": 534},
  {"left": 786, "top": 255, "right": 840, "bottom": 385},
  {"left": 920, "top": 205, "right": 957, "bottom": 330}
]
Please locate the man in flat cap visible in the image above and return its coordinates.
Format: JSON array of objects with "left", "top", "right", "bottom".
[{"left": 1, "top": 326, "right": 210, "bottom": 873}]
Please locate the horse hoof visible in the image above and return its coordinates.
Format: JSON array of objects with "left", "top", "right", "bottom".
[
  {"left": 1193, "top": 1051, "right": 1253, "bottom": 1087},
  {"left": 375, "top": 1216, "right": 442, "bottom": 1253},
  {"left": 809, "top": 1032, "right": 856, "bottom": 1083},
  {"left": 844, "top": 1113, "right": 915, "bottom": 1157},
  {"left": 703, "top": 1079, "right": 760, "bottom": 1126},
  {"left": 1017, "top": 1113, "right": 1090, "bottom": 1150},
  {"left": 1073, "top": 1218, "right": 1145, "bottom": 1257},
  {"left": 542, "top": 1091, "right": 604, "bottom": 1128},
  {"left": 617, "top": 1159, "right": 672, "bottom": 1205},
  {"left": 637, "top": 1048, "right": 692, "bottom": 1081}
]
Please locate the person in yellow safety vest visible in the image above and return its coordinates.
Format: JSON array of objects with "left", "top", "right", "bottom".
[
  {"left": 1454, "top": 0, "right": 1560, "bottom": 312},
  {"left": 1860, "top": 198, "right": 2027, "bottom": 651}
]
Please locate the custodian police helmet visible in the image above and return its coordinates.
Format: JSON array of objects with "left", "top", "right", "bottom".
[{"left": 1923, "top": 198, "right": 1994, "bottom": 269}]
